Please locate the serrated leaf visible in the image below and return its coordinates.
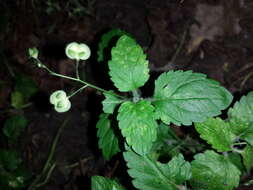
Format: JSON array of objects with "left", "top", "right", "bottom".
[
  {"left": 153, "top": 70, "right": 233, "bottom": 126},
  {"left": 91, "top": 176, "right": 125, "bottom": 190},
  {"left": 96, "top": 114, "right": 120, "bottom": 160},
  {"left": 97, "top": 28, "right": 128, "bottom": 62},
  {"left": 3, "top": 115, "right": 28, "bottom": 141},
  {"left": 195, "top": 118, "right": 235, "bottom": 152},
  {"left": 102, "top": 91, "right": 122, "bottom": 114},
  {"left": 108, "top": 35, "right": 149, "bottom": 92},
  {"left": 242, "top": 145, "right": 253, "bottom": 172},
  {"left": 123, "top": 149, "right": 191, "bottom": 190},
  {"left": 117, "top": 100, "right": 157, "bottom": 155},
  {"left": 228, "top": 91, "right": 253, "bottom": 146},
  {"left": 190, "top": 150, "right": 241, "bottom": 190}
]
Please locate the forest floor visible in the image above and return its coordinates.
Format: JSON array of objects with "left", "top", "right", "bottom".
[{"left": 0, "top": 0, "right": 253, "bottom": 189}]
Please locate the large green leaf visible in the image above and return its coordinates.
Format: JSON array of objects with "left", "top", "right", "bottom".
[
  {"left": 228, "top": 91, "right": 253, "bottom": 146},
  {"left": 108, "top": 35, "right": 149, "bottom": 92},
  {"left": 153, "top": 70, "right": 233, "bottom": 126},
  {"left": 102, "top": 91, "right": 123, "bottom": 114},
  {"left": 117, "top": 100, "right": 157, "bottom": 155},
  {"left": 91, "top": 176, "right": 125, "bottom": 190},
  {"left": 190, "top": 150, "right": 241, "bottom": 190},
  {"left": 96, "top": 114, "right": 120, "bottom": 160},
  {"left": 3, "top": 115, "right": 28, "bottom": 141},
  {"left": 195, "top": 118, "right": 235, "bottom": 152},
  {"left": 97, "top": 28, "right": 128, "bottom": 62},
  {"left": 123, "top": 149, "right": 191, "bottom": 190},
  {"left": 242, "top": 145, "right": 253, "bottom": 172}
]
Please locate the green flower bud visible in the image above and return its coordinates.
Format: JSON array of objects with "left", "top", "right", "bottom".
[
  {"left": 65, "top": 42, "right": 91, "bottom": 61},
  {"left": 28, "top": 47, "right": 39, "bottom": 59}
]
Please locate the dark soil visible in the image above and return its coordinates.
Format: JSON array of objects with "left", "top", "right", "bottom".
[{"left": 0, "top": 0, "right": 253, "bottom": 189}]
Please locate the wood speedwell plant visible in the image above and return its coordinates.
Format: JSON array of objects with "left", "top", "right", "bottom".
[{"left": 29, "top": 30, "right": 253, "bottom": 190}]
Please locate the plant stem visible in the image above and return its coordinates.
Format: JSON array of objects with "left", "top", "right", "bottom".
[
  {"left": 28, "top": 118, "right": 69, "bottom": 190},
  {"left": 68, "top": 84, "right": 88, "bottom": 99},
  {"left": 233, "top": 142, "right": 247, "bottom": 146},
  {"left": 36, "top": 163, "right": 56, "bottom": 188},
  {"left": 132, "top": 89, "right": 140, "bottom": 102},
  {"left": 33, "top": 58, "right": 126, "bottom": 99},
  {"left": 76, "top": 60, "right": 80, "bottom": 79}
]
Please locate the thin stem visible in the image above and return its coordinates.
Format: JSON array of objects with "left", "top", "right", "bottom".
[
  {"left": 34, "top": 59, "right": 126, "bottom": 99},
  {"left": 68, "top": 84, "right": 88, "bottom": 99},
  {"left": 232, "top": 147, "right": 244, "bottom": 154},
  {"left": 170, "top": 29, "right": 187, "bottom": 64},
  {"left": 36, "top": 163, "right": 56, "bottom": 188},
  {"left": 76, "top": 60, "right": 80, "bottom": 79},
  {"left": 233, "top": 142, "right": 247, "bottom": 146},
  {"left": 28, "top": 118, "right": 69, "bottom": 190},
  {"left": 62, "top": 156, "right": 93, "bottom": 169},
  {"left": 132, "top": 89, "right": 140, "bottom": 103}
]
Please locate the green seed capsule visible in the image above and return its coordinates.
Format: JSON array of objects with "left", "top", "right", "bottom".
[{"left": 65, "top": 42, "right": 91, "bottom": 61}]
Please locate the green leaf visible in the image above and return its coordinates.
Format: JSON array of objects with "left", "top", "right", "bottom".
[
  {"left": 190, "top": 150, "right": 241, "bottom": 190},
  {"left": 227, "top": 152, "right": 244, "bottom": 174},
  {"left": 108, "top": 35, "right": 149, "bottom": 92},
  {"left": 0, "top": 150, "right": 22, "bottom": 171},
  {"left": 228, "top": 91, "right": 253, "bottom": 146},
  {"left": 3, "top": 115, "right": 28, "bottom": 141},
  {"left": 91, "top": 176, "right": 125, "bottom": 190},
  {"left": 14, "top": 74, "right": 38, "bottom": 101},
  {"left": 123, "top": 149, "right": 191, "bottom": 190},
  {"left": 117, "top": 100, "right": 157, "bottom": 155},
  {"left": 102, "top": 91, "right": 122, "bottom": 114},
  {"left": 98, "top": 28, "right": 128, "bottom": 62},
  {"left": 242, "top": 145, "right": 253, "bottom": 172},
  {"left": 96, "top": 114, "right": 120, "bottom": 160},
  {"left": 152, "top": 123, "right": 181, "bottom": 157},
  {"left": 195, "top": 118, "right": 235, "bottom": 152},
  {"left": 153, "top": 70, "right": 233, "bottom": 126},
  {"left": 11, "top": 91, "right": 25, "bottom": 109}
]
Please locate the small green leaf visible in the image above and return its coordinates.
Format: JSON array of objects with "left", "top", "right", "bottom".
[
  {"left": 153, "top": 70, "right": 233, "bottom": 126},
  {"left": 91, "top": 176, "right": 125, "bottom": 190},
  {"left": 108, "top": 35, "right": 149, "bottom": 92},
  {"left": 3, "top": 115, "right": 28, "bottom": 141},
  {"left": 97, "top": 28, "right": 128, "bottom": 62},
  {"left": 117, "top": 100, "right": 157, "bottom": 155},
  {"left": 242, "top": 145, "right": 253, "bottom": 172},
  {"left": 123, "top": 149, "right": 191, "bottom": 190},
  {"left": 14, "top": 74, "right": 38, "bottom": 101},
  {"left": 96, "top": 114, "right": 120, "bottom": 160},
  {"left": 190, "top": 150, "right": 241, "bottom": 190},
  {"left": 11, "top": 91, "right": 25, "bottom": 109},
  {"left": 228, "top": 91, "right": 253, "bottom": 146},
  {"left": 0, "top": 150, "right": 22, "bottom": 171},
  {"left": 102, "top": 91, "right": 122, "bottom": 114},
  {"left": 195, "top": 118, "right": 235, "bottom": 152}
]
